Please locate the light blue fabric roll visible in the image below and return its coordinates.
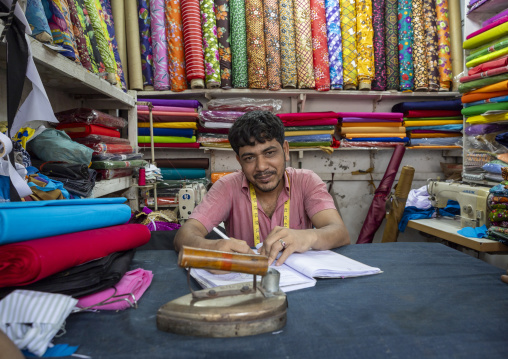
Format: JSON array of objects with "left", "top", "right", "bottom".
[
  {"left": 26, "top": 0, "right": 52, "bottom": 38},
  {"left": 160, "top": 168, "right": 206, "bottom": 180}
]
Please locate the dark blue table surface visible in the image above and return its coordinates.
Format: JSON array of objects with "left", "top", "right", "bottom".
[{"left": 55, "top": 242, "right": 508, "bottom": 359}]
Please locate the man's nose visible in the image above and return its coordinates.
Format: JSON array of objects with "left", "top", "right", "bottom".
[{"left": 255, "top": 155, "right": 269, "bottom": 171}]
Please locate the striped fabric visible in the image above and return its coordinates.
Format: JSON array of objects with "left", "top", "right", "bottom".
[{"left": 180, "top": 0, "right": 206, "bottom": 83}]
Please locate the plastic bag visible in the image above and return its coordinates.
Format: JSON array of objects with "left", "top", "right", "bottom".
[
  {"left": 206, "top": 98, "right": 283, "bottom": 113},
  {"left": 27, "top": 129, "right": 93, "bottom": 165},
  {"left": 55, "top": 108, "right": 128, "bottom": 129}
]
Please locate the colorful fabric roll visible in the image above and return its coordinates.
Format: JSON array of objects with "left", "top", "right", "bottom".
[
  {"left": 466, "top": 37, "right": 508, "bottom": 63},
  {"left": 468, "top": 56, "right": 508, "bottom": 76},
  {"left": 460, "top": 66, "right": 508, "bottom": 83},
  {"left": 67, "top": 0, "right": 92, "bottom": 72},
  {"left": 463, "top": 22, "right": 508, "bottom": 50},
  {"left": 465, "top": 95, "right": 508, "bottom": 107},
  {"left": 215, "top": 0, "right": 233, "bottom": 89},
  {"left": 161, "top": 168, "right": 207, "bottom": 179},
  {"left": 200, "top": 0, "right": 221, "bottom": 88},
  {"left": 324, "top": 0, "right": 343, "bottom": 90},
  {"left": 280, "top": 0, "right": 298, "bottom": 88},
  {"left": 356, "top": 0, "right": 374, "bottom": 90},
  {"left": 384, "top": 0, "right": 399, "bottom": 91},
  {"left": 180, "top": 0, "right": 206, "bottom": 86},
  {"left": 138, "top": 136, "right": 197, "bottom": 143},
  {"left": 462, "top": 90, "right": 508, "bottom": 103},
  {"left": 230, "top": 0, "right": 249, "bottom": 88},
  {"left": 436, "top": 0, "right": 452, "bottom": 91},
  {"left": 138, "top": 128, "right": 194, "bottom": 137},
  {"left": 137, "top": 0, "right": 153, "bottom": 88},
  {"left": 398, "top": 0, "right": 413, "bottom": 91},
  {"left": 150, "top": 0, "right": 170, "bottom": 91},
  {"left": 264, "top": 0, "right": 282, "bottom": 90},
  {"left": 138, "top": 122, "right": 198, "bottom": 129},
  {"left": 245, "top": 0, "right": 268, "bottom": 88},
  {"left": 339, "top": 0, "right": 357, "bottom": 89},
  {"left": 26, "top": 0, "right": 52, "bottom": 42},
  {"left": 412, "top": 0, "right": 427, "bottom": 91},
  {"left": 45, "top": 0, "right": 80, "bottom": 62},
  {"left": 166, "top": 0, "right": 188, "bottom": 91},
  {"left": 467, "top": 16, "right": 508, "bottom": 40},
  {"left": 74, "top": 0, "right": 104, "bottom": 75},
  {"left": 466, "top": 48, "right": 508, "bottom": 69},
  {"left": 424, "top": 0, "right": 439, "bottom": 91},
  {"left": 294, "top": 0, "right": 315, "bottom": 88},
  {"left": 310, "top": 0, "right": 330, "bottom": 91},
  {"left": 459, "top": 73, "right": 508, "bottom": 94},
  {"left": 371, "top": 0, "right": 386, "bottom": 91},
  {"left": 138, "top": 98, "right": 202, "bottom": 107}
]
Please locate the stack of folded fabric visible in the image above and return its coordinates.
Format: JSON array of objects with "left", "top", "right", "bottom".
[
  {"left": 392, "top": 100, "right": 463, "bottom": 147},
  {"left": 336, "top": 112, "right": 407, "bottom": 148},
  {"left": 486, "top": 182, "right": 508, "bottom": 245},
  {"left": 137, "top": 98, "right": 202, "bottom": 149},
  {"left": 197, "top": 111, "right": 244, "bottom": 148},
  {"left": 276, "top": 112, "right": 337, "bottom": 148}
]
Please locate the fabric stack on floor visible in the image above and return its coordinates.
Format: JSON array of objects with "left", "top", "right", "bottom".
[
  {"left": 392, "top": 99, "right": 463, "bottom": 147},
  {"left": 486, "top": 182, "right": 508, "bottom": 245},
  {"left": 137, "top": 98, "right": 201, "bottom": 149},
  {"left": 336, "top": 112, "right": 407, "bottom": 148},
  {"left": 276, "top": 112, "right": 337, "bottom": 148}
]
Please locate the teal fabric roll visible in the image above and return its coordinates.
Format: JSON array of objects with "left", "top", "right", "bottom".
[{"left": 160, "top": 168, "right": 207, "bottom": 180}]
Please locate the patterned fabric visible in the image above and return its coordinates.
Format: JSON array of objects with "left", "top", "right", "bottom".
[
  {"left": 424, "top": 0, "right": 439, "bottom": 91},
  {"left": 489, "top": 209, "right": 508, "bottom": 222},
  {"left": 325, "top": 0, "right": 343, "bottom": 89},
  {"left": 26, "top": 0, "right": 52, "bottom": 39},
  {"left": 44, "top": 0, "right": 80, "bottom": 62},
  {"left": 310, "top": 0, "right": 330, "bottom": 91},
  {"left": 215, "top": 0, "right": 233, "bottom": 89},
  {"left": 230, "top": 0, "right": 248, "bottom": 88},
  {"left": 355, "top": 0, "right": 374, "bottom": 90},
  {"left": 384, "top": 0, "right": 399, "bottom": 90},
  {"left": 199, "top": 0, "right": 221, "bottom": 88},
  {"left": 73, "top": 0, "right": 104, "bottom": 75},
  {"left": 435, "top": 0, "right": 452, "bottom": 91},
  {"left": 398, "top": 0, "right": 413, "bottom": 91},
  {"left": 279, "top": 0, "right": 298, "bottom": 88},
  {"left": 371, "top": 0, "right": 386, "bottom": 90},
  {"left": 150, "top": 0, "right": 170, "bottom": 90},
  {"left": 294, "top": 0, "right": 315, "bottom": 88},
  {"left": 339, "top": 0, "right": 357, "bottom": 89},
  {"left": 137, "top": 0, "right": 154, "bottom": 87},
  {"left": 264, "top": 0, "right": 282, "bottom": 90},
  {"left": 180, "top": 0, "right": 205, "bottom": 84},
  {"left": 412, "top": 0, "right": 428, "bottom": 91},
  {"left": 245, "top": 0, "right": 268, "bottom": 88},
  {"left": 67, "top": 0, "right": 93, "bottom": 72},
  {"left": 166, "top": 0, "right": 188, "bottom": 91}
]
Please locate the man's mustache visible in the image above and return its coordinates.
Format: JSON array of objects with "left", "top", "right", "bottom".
[{"left": 254, "top": 171, "right": 276, "bottom": 179}]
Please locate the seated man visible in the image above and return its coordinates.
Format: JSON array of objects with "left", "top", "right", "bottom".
[{"left": 174, "top": 110, "right": 350, "bottom": 266}]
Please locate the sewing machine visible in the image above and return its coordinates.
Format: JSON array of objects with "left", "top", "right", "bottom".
[
  {"left": 178, "top": 182, "right": 207, "bottom": 222},
  {"left": 427, "top": 180, "right": 490, "bottom": 228}
]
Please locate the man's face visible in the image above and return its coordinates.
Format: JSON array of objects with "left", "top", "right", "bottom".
[{"left": 236, "top": 138, "right": 290, "bottom": 193}]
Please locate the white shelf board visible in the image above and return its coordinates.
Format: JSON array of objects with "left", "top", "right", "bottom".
[{"left": 91, "top": 177, "right": 132, "bottom": 198}]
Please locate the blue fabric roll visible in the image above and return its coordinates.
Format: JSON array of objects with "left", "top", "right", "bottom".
[
  {"left": 392, "top": 99, "right": 463, "bottom": 112},
  {"left": 285, "top": 134, "right": 332, "bottom": 142},
  {"left": 26, "top": 0, "right": 52, "bottom": 38},
  {"left": 137, "top": 128, "right": 194, "bottom": 137},
  {"left": 160, "top": 168, "right": 206, "bottom": 180},
  {"left": 405, "top": 124, "right": 463, "bottom": 131}
]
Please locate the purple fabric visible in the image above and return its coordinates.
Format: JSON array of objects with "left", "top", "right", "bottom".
[
  {"left": 199, "top": 111, "right": 245, "bottom": 123},
  {"left": 465, "top": 123, "right": 508, "bottom": 135},
  {"left": 466, "top": 15, "right": 508, "bottom": 40},
  {"left": 483, "top": 9, "right": 508, "bottom": 27},
  {"left": 341, "top": 117, "right": 403, "bottom": 123},
  {"left": 137, "top": 98, "right": 202, "bottom": 108},
  {"left": 146, "top": 222, "right": 181, "bottom": 231}
]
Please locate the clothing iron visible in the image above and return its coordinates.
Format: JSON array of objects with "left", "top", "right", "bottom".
[{"left": 156, "top": 246, "right": 287, "bottom": 337}]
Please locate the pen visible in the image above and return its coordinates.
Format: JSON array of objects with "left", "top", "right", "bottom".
[{"left": 212, "top": 227, "right": 229, "bottom": 240}]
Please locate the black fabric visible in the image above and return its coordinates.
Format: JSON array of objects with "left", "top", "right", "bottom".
[
  {"left": 36, "top": 162, "right": 97, "bottom": 197},
  {"left": 137, "top": 228, "right": 225, "bottom": 251},
  {"left": 0, "top": 250, "right": 135, "bottom": 299}
]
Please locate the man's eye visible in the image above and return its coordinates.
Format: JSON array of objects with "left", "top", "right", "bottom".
[
  {"left": 265, "top": 151, "right": 275, "bottom": 157},
  {"left": 244, "top": 156, "right": 254, "bottom": 162}
]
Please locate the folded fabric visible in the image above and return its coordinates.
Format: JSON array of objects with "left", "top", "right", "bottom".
[
  {"left": 465, "top": 122, "right": 508, "bottom": 135},
  {"left": 466, "top": 47, "right": 508, "bottom": 68},
  {"left": 466, "top": 112, "right": 508, "bottom": 124},
  {"left": 410, "top": 137, "right": 461, "bottom": 146},
  {"left": 90, "top": 160, "right": 148, "bottom": 169},
  {"left": 138, "top": 143, "right": 201, "bottom": 148},
  {"left": 391, "top": 99, "right": 463, "bottom": 112},
  {"left": 0, "top": 224, "right": 150, "bottom": 287},
  {"left": 288, "top": 142, "right": 332, "bottom": 147},
  {"left": 199, "top": 111, "right": 245, "bottom": 123},
  {"left": 77, "top": 268, "right": 153, "bottom": 310},
  {"left": 341, "top": 122, "right": 402, "bottom": 127},
  {"left": 467, "top": 80, "right": 508, "bottom": 94},
  {"left": 343, "top": 133, "right": 406, "bottom": 138},
  {"left": 483, "top": 9, "right": 508, "bottom": 27},
  {"left": 341, "top": 117, "right": 403, "bottom": 123},
  {"left": 277, "top": 112, "right": 338, "bottom": 123},
  {"left": 464, "top": 95, "right": 508, "bottom": 107},
  {"left": 278, "top": 118, "right": 338, "bottom": 127},
  {"left": 0, "top": 198, "right": 131, "bottom": 245},
  {"left": 457, "top": 225, "right": 488, "bottom": 238},
  {"left": 403, "top": 120, "right": 463, "bottom": 126},
  {"left": 339, "top": 127, "right": 406, "bottom": 134},
  {"left": 406, "top": 125, "right": 463, "bottom": 131},
  {"left": 466, "top": 16, "right": 508, "bottom": 40},
  {"left": 463, "top": 21, "right": 508, "bottom": 49},
  {"left": 138, "top": 122, "right": 198, "bottom": 129},
  {"left": 462, "top": 102, "right": 508, "bottom": 117},
  {"left": 137, "top": 128, "right": 194, "bottom": 137},
  {"left": 96, "top": 168, "right": 134, "bottom": 180},
  {"left": 404, "top": 110, "right": 463, "bottom": 118},
  {"left": 286, "top": 134, "right": 332, "bottom": 142},
  {"left": 344, "top": 137, "right": 409, "bottom": 142},
  {"left": 410, "top": 133, "right": 461, "bottom": 138},
  {"left": 466, "top": 37, "right": 508, "bottom": 63},
  {"left": 467, "top": 56, "right": 508, "bottom": 75},
  {"left": 55, "top": 123, "right": 121, "bottom": 138},
  {"left": 55, "top": 108, "right": 128, "bottom": 129},
  {"left": 285, "top": 130, "right": 334, "bottom": 136},
  {"left": 403, "top": 116, "right": 463, "bottom": 121},
  {"left": 137, "top": 135, "right": 196, "bottom": 143},
  {"left": 137, "top": 113, "right": 198, "bottom": 122},
  {"left": 461, "top": 90, "right": 508, "bottom": 103},
  {"left": 459, "top": 72, "right": 508, "bottom": 93},
  {"left": 460, "top": 65, "right": 508, "bottom": 83},
  {"left": 136, "top": 105, "right": 197, "bottom": 113},
  {"left": 337, "top": 112, "right": 404, "bottom": 120},
  {"left": 137, "top": 98, "right": 202, "bottom": 108},
  {"left": 156, "top": 158, "right": 209, "bottom": 169},
  {"left": 82, "top": 142, "right": 134, "bottom": 155}
]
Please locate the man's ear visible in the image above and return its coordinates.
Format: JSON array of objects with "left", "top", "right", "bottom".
[{"left": 283, "top": 140, "right": 290, "bottom": 161}]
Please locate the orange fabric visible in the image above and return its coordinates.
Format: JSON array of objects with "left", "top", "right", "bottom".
[
  {"left": 468, "top": 80, "right": 508, "bottom": 94},
  {"left": 345, "top": 133, "right": 405, "bottom": 138},
  {"left": 211, "top": 172, "right": 234, "bottom": 183},
  {"left": 165, "top": 0, "right": 188, "bottom": 91},
  {"left": 461, "top": 90, "right": 508, "bottom": 103}
]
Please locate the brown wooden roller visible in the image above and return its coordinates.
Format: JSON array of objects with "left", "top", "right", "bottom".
[{"left": 178, "top": 246, "right": 269, "bottom": 276}]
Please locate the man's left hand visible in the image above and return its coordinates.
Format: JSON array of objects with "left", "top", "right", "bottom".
[{"left": 258, "top": 226, "right": 316, "bottom": 266}]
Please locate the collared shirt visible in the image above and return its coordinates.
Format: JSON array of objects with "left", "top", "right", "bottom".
[{"left": 189, "top": 167, "right": 336, "bottom": 247}]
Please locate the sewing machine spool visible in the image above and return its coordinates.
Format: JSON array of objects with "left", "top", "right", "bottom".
[{"left": 156, "top": 247, "right": 287, "bottom": 337}]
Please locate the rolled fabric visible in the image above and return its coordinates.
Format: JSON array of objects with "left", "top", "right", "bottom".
[
  {"left": 310, "top": 0, "right": 330, "bottom": 91},
  {"left": 371, "top": 0, "right": 386, "bottom": 91},
  {"left": 384, "top": 0, "right": 399, "bottom": 91},
  {"left": 161, "top": 168, "right": 207, "bottom": 179},
  {"left": 74, "top": 0, "right": 105, "bottom": 74},
  {"left": 137, "top": 98, "right": 202, "bottom": 107},
  {"left": 293, "top": 0, "right": 315, "bottom": 88},
  {"left": 337, "top": 111, "right": 403, "bottom": 119},
  {"left": 460, "top": 65, "right": 508, "bottom": 83},
  {"left": 339, "top": 0, "right": 357, "bottom": 90},
  {"left": 447, "top": 0, "right": 461, "bottom": 91},
  {"left": 466, "top": 112, "right": 508, "bottom": 124},
  {"left": 483, "top": 9, "right": 508, "bottom": 27},
  {"left": 467, "top": 16, "right": 508, "bottom": 41},
  {"left": 391, "top": 99, "right": 462, "bottom": 111},
  {"left": 403, "top": 116, "right": 462, "bottom": 121},
  {"left": 398, "top": 0, "right": 413, "bottom": 91},
  {"left": 26, "top": 0, "right": 52, "bottom": 43},
  {"left": 324, "top": 0, "right": 343, "bottom": 90},
  {"left": 404, "top": 109, "right": 461, "bottom": 117},
  {"left": 423, "top": 0, "right": 439, "bottom": 91},
  {"left": 138, "top": 127, "right": 194, "bottom": 137},
  {"left": 466, "top": 37, "right": 508, "bottom": 63},
  {"left": 277, "top": 111, "right": 338, "bottom": 121},
  {"left": 458, "top": 73, "right": 508, "bottom": 94},
  {"left": 150, "top": 0, "right": 170, "bottom": 91},
  {"left": 461, "top": 90, "right": 508, "bottom": 103},
  {"left": 199, "top": 110, "right": 244, "bottom": 122},
  {"left": 138, "top": 136, "right": 197, "bottom": 143},
  {"left": 245, "top": 0, "right": 268, "bottom": 88},
  {"left": 468, "top": 56, "right": 508, "bottom": 75},
  {"left": 181, "top": 0, "right": 205, "bottom": 88},
  {"left": 264, "top": 0, "right": 282, "bottom": 90},
  {"left": 229, "top": 0, "right": 249, "bottom": 88},
  {"left": 67, "top": 0, "right": 93, "bottom": 72},
  {"left": 435, "top": 0, "right": 452, "bottom": 91},
  {"left": 138, "top": 122, "right": 198, "bottom": 129},
  {"left": 136, "top": 105, "right": 197, "bottom": 112},
  {"left": 402, "top": 120, "right": 462, "bottom": 126},
  {"left": 356, "top": 0, "right": 374, "bottom": 90},
  {"left": 340, "top": 126, "right": 406, "bottom": 134},
  {"left": 199, "top": 0, "right": 221, "bottom": 88},
  {"left": 279, "top": 0, "right": 298, "bottom": 88},
  {"left": 156, "top": 158, "right": 210, "bottom": 168},
  {"left": 461, "top": 102, "right": 508, "bottom": 117},
  {"left": 215, "top": 0, "right": 233, "bottom": 89},
  {"left": 0, "top": 224, "right": 150, "bottom": 287},
  {"left": 411, "top": 0, "right": 428, "bottom": 91},
  {"left": 139, "top": 142, "right": 200, "bottom": 148},
  {"left": 166, "top": 0, "right": 188, "bottom": 91},
  {"left": 111, "top": 0, "right": 128, "bottom": 85},
  {"left": 466, "top": 48, "right": 508, "bottom": 68},
  {"left": 136, "top": 0, "right": 154, "bottom": 89},
  {"left": 45, "top": 0, "right": 80, "bottom": 62},
  {"left": 465, "top": 95, "right": 508, "bottom": 107}
]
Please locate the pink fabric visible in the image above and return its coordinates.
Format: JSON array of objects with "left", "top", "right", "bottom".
[
  {"left": 341, "top": 117, "right": 403, "bottom": 123},
  {"left": 460, "top": 65, "right": 508, "bottom": 83},
  {"left": 77, "top": 268, "right": 153, "bottom": 310},
  {"left": 136, "top": 105, "right": 197, "bottom": 113},
  {"left": 483, "top": 9, "right": 508, "bottom": 27},
  {"left": 281, "top": 118, "right": 338, "bottom": 127},
  {"left": 336, "top": 112, "right": 404, "bottom": 120},
  {"left": 468, "top": 56, "right": 508, "bottom": 75},
  {"left": 190, "top": 167, "right": 336, "bottom": 247},
  {"left": 466, "top": 15, "right": 508, "bottom": 40}
]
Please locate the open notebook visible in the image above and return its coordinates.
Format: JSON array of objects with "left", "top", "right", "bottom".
[{"left": 190, "top": 249, "right": 382, "bottom": 292}]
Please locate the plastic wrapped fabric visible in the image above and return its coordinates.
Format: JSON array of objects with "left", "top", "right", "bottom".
[
  {"left": 199, "top": 111, "right": 245, "bottom": 123},
  {"left": 83, "top": 142, "right": 134, "bottom": 155},
  {"left": 73, "top": 135, "right": 130, "bottom": 144},
  {"left": 90, "top": 160, "right": 148, "bottom": 169},
  {"left": 56, "top": 123, "right": 121, "bottom": 138},
  {"left": 27, "top": 129, "right": 93, "bottom": 165},
  {"left": 410, "top": 137, "right": 462, "bottom": 146},
  {"left": 95, "top": 168, "right": 134, "bottom": 180},
  {"left": 205, "top": 98, "right": 282, "bottom": 112},
  {"left": 54, "top": 108, "right": 128, "bottom": 129},
  {"left": 92, "top": 153, "right": 143, "bottom": 161}
]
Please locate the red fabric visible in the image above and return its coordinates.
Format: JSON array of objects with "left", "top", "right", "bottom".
[
  {"left": 336, "top": 112, "right": 404, "bottom": 120},
  {"left": 0, "top": 224, "right": 151, "bottom": 287},
  {"left": 55, "top": 108, "right": 128, "bottom": 129},
  {"left": 468, "top": 56, "right": 508, "bottom": 76},
  {"left": 138, "top": 142, "right": 201, "bottom": 148},
  {"left": 281, "top": 118, "right": 338, "bottom": 127},
  {"left": 460, "top": 65, "right": 508, "bottom": 83},
  {"left": 310, "top": 0, "right": 330, "bottom": 91},
  {"left": 83, "top": 143, "right": 134, "bottom": 155},
  {"left": 180, "top": 0, "right": 205, "bottom": 81},
  {"left": 56, "top": 123, "right": 121, "bottom": 138},
  {"left": 404, "top": 110, "right": 462, "bottom": 118}
]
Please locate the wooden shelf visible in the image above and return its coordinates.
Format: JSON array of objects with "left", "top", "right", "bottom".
[{"left": 90, "top": 177, "right": 132, "bottom": 198}]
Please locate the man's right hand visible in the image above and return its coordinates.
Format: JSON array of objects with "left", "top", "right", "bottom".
[{"left": 213, "top": 237, "right": 255, "bottom": 255}]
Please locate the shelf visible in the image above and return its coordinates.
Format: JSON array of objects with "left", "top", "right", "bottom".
[
  {"left": 467, "top": 0, "right": 507, "bottom": 22},
  {"left": 91, "top": 177, "right": 132, "bottom": 198}
]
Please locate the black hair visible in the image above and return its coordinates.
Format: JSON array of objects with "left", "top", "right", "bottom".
[{"left": 228, "top": 111, "right": 285, "bottom": 155}]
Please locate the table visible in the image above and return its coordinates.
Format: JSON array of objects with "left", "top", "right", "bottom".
[
  {"left": 55, "top": 243, "right": 508, "bottom": 358},
  {"left": 407, "top": 218, "right": 508, "bottom": 252}
]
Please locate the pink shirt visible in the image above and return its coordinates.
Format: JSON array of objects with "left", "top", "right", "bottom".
[{"left": 189, "top": 167, "right": 336, "bottom": 247}]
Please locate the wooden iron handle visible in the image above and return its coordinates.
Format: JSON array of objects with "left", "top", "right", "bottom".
[{"left": 178, "top": 246, "right": 269, "bottom": 276}]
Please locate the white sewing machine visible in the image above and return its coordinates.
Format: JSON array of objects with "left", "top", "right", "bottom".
[
  {"left": 178, "top": 182, "right": 207, "bottom": 223},
  {"left": 427, "top": 180, "right": 490, "bottom": 228}
]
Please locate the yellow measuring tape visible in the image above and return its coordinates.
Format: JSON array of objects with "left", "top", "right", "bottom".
[{"left": 249, "top": 175, "right": 290, "bottom": 246}]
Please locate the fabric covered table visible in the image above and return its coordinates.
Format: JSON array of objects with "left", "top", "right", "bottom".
[{"left": 54, "top": 243, "right": 508, "bottom": 358}]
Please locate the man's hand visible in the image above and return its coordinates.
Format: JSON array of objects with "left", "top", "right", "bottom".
[
  {"left": 213, "top": 237, "right": 255, "bottom": 254},
  {"left": 258, "top": 226, "right": 316, "bottom": 266}
]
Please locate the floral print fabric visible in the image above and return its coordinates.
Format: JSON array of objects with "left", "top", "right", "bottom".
[
  {"left": 398, "top": 0, "right": 413, "bottom": 91},
  {"left": 436, "top": 0, "right": 452, "bottom": 91},
  {"left": 137, "top": 0, "right": 154, "bottom": 87},
  {"left": 229, "top": 0, "right": 248, "bottom": 88},
  {"left": 279, "top": 0, "right": 297, "bottom": 88},
  {"left": 245, "top": 0, "right": 268, "bottom": 88},
  {"left": 371, "top": 0, "right": 386, "bottom": 91},
  {"left": 355, "top": 0, "right": 374, "bottom": 90},
  {"left": 264, "top": 0, "right": 282, "bottom": 90},
  {"left": 294, "top": 0, "right": 315, "bottom": 88},
  {"left": 199, "top": 0, "right": 221, "bottom": 88},
  {"left": 166, "top": 0, "right": 188, "bottom": 91},
  {"left": 215, "top": 0, "right": 233, "bottom": 89},
  {"left": 310, "top": 0, "right": 330, "bottom": 91}
]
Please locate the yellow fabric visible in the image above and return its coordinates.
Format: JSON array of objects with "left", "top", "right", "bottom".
[
  {"left": 12, "top": 127, "right": 36, "bottom": 149},
  {"left": 402, "top": 120, "right": 463, "bottom": 126},
  {"left": 345, "top": 133, "right": 405, "bottom": 138},
  {"left": 463, "top": 21, "right": 508, "bottom": 49},
  {"left": 466, "top": 112, "right": 508, "bottom": 124},
  {"left": 340, "top": 126, "right": 405, "bottom": 134},
  {"left": 138, "top": 122, "right": 198, "bottom": 129},
  {"left": 466, "top": 47, "right": 508, "bottom": 68}
]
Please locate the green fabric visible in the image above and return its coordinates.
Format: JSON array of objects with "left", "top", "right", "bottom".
[
  {"left": 200, "top": 0, "right": 221, "bottom": 87},
  {"left": 458, "top": 72, "right": 508, "bottom": 93},
  {"left": 466, "top": 37, "right": 508, "bottom": 63},
  {"left": 463, "top": 22, "right": 508, "bottom": 49},
  {"left": 465, "top": 46, "right": 508, "bottom": 68},
  {"left": 403, "top": 116, "right": 463, "bottom": 121},
  {"left": 230, "top": 0, "right": 248, "bottom": 88},
  {"left": 462, "top": 102, "right": 508, "bottom": 117},
  {"left": 470, "top": 35, "right": 508, "bottom": 55},
  {"left": 91, "top": 160, "right": 148, "bottom": 169},
  {"left": 137, "top": 136, "right": 197, "bottom": 143}
]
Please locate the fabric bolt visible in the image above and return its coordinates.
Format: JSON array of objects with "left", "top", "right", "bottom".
[
  {"left": 462, "top": 90, "right": 508, "bottom": 103},
  {"left": 26, "top": 0, "right": 52, "bottom": 41},
  {"left": 398, "top": 0, "right": 413, "bottom": 91},
  {"left": 138, "top": 122, "right": 198, "bottom": 129},
  {"left": 435, "top": 0, "right": 452, "bottom": 91},
  {"left": 466, "top": 112, "right": 508, "bottom": 124},
  {"left": 180, "top": 0, "right": 205, "bottom": 86},
  {"left": 403, "top": 116, "right": 462, "bottom": 121},
  {"left": 74, "top": 0, "right": 104, "bottom": 75},
  {"left": 293, "top": 0, "right": 315, "bottom": 88},
  {"left": 310, "top": 0, "right": 330, "bottom": 91},
  {"left": 460, "top": 66, "right": 508, "bottom": 83},
  {"left": 137, "top": 0, "right": 154, "bottom": 88},
  {"left": 244, "top": 0, "right": 268, "bottom": 88},
  {"left": 199, "top": 0, "right": 221, "bottom": 88},
  {"left": 66, "top": 0, "right": 93, "bottom": 72},
  {"left": 214, "top": 0, "right": 233, "bottom": 89},
  {"left": 149, "top": 0, "right": 170, "bottom": 91},
  {"left": 466, "top": 48, "right": 508, "bottom": 69},
  {"left": 468, "top": 56, "right": 508, "bottom": 76},
  {"left": 136, "top": 105, "right": 197, "bottom": 112},
  {"left": 465, "top": 95, "right": 508, "bottom": 107},
  {"left": 339, "top": 0, "right": 357, "bottom": 89},
  {"left": 423, "top": 0, "right": 439, "bottom": 91},
  {"left": 483, "top": 9, "right": 508, "bottom": 27},
  {"left": 139, "top": 142, "right": 200, "bottom": 148},
  {"left": 355, "top": 0, "right": 374, "bottom": 90},
  {"left": 279, "top": 0, "right": 298, "bottom": 88},
  {"left": 458, "top": 73, "right": 508, "bottom": 94},
  {"left": 138, "top": 127, "right": 194, "bottom": 137},
  {"left": 467, "top": 16, "right": 508, "bottom": 40},
  {"left": 371, "top": 0, "right": 386, "bottom": 91},
  {"left": 229, "top": 0, "right": 249, "bottom": 87},
  {"left": 411, "top": 0, "right": 427, "bottom": 91},
  {"left": 45, "top": 0, "right": 80, "bottom": 62},
  {"left": 324, "top": 0, "right": 343, "bottom": 89},
  {"left": 384, "top": 0, "right": 399, "bottom": 90},
  {"left": 137, "top": 98, "right": 202, "bottom": 107},
  {"left": 392, "top": 99, "right": 462, "bottom": 111},
  {"left": 404, "top": 110, "right": 461, "bottom": 118},
  {"left": 166, "top": 0, "right": 188, "bottom": 91},
  {"left": 138, "top": 136, "right": 197, "bottom": 143},
  {"left": 469, "top": 35, "right": 508, "bottom": 56},
  {"left": 463, "top": 22, "right": 508, "bottom": 50},
  {"left": 466, "top": 37, "right": 508, "bottom": 63},
  {"left": 462, "top": 102, "right": 508, "bottom": 117},
  {"left": 338, "top": 111, "right": 403, "bottom": 120},
  {"left": 264, "top": 0, "right": 282, "bottom": 90}
]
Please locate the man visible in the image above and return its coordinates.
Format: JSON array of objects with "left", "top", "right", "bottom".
[{"left": 174, "top": 111, "right": 350, "bottom": 266}]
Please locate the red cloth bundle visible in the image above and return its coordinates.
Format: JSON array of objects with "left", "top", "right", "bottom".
[
  {"left": 277, "top": 112, "right": 338, "bottom": 127},
  {"left": 56, "top": 123, "right": 121, "bottom": 138},
  {"left": 84, "top": 143, "right": 134, "bottom": 155},
  {"left": 468, "top": 56, "right": 508, "bottom": 76},
  {"left": 460, "top": 65, "right": 508, "bottom": 83},
  {"left": 0, "top": 224, "right": 151, "bottom": 287},
  {"left": 138, "top": 113, "right": 199, "bottom": 122},
  {"left": 404, "top": 110, "right": 463, "bottom": 118}
]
